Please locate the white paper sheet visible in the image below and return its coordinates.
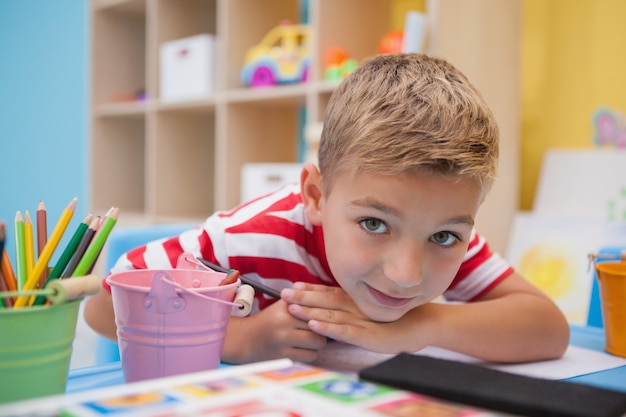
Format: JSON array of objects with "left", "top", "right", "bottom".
[{"left": 313, "top": 342, "right": 626, "bottom": 380}]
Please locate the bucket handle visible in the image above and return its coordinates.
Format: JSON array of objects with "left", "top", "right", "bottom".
[
  {"left": 587, "top": 250, "right": 626, "bottom": 272},
  {"left": 152, "top": 272, "right": 253, "bottom": 317},
  {"left": 179, "top": 252, "right": 222, "bottom": 272},
  {"left": 0, "top": 274, "right": 101, "bottom": 307}
]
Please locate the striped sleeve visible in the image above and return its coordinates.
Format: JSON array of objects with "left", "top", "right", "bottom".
[
  {"left": 443, "top": 230, "right": 514, "bottom": 302},
  {"left": 102, "top": 225, "right": 209, "bottom": 291}
]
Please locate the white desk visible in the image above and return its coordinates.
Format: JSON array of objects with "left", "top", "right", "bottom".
[{"left": 67, "top": 325, "right": 626, "bottom": 394}]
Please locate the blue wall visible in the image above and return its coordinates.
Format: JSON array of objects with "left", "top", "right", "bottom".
[{"left": 0, "top": 0, "right": 88, "bottom": 264}]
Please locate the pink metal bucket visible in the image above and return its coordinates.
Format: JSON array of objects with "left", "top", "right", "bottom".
[{"left": 106, "top": 254, "right": 241, "bottom": 382}]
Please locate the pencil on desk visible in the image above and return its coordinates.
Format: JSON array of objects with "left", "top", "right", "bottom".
[
  {"left": 71, "top": 207, "right": 118, "bottom": 278},
  {"left": 14, "top": 197, "right": 77, "bottom": 307},
  {"left": 36, "top": 200, "right": 48, "bottom": 287},
  {"left": 32, "top": 213, "right": 93, "bottom": 306},
  {"left": 14, "top": 211, "right": 27, "bottom": 290},
  {"left": 62, "top": 215, "right": 100, "bottom": 279}
]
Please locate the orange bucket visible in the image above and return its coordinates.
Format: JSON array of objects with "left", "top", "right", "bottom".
[{"left": 595, "top": 261, "right": 626, "bottom": 357}]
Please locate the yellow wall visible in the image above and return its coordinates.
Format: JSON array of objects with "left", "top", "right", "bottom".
[
  {"left": 391, "top": 0, "right": 425, "bottom": 29},
  {"left": 521, "top": 0, "right": 626, "bottom": 210}
]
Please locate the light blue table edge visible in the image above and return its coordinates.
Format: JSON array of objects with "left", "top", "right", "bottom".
[
  {"left": 564, "top": 325, "right": 626, "bottom": 392},
  {"left": 67, "top": 325, "right": 626, "bottom": 393}
]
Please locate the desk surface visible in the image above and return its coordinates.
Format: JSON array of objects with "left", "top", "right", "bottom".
[
  {"left": 67, "top": 325, "right": 626, "bottom": 394},
  {"left": 566, "top": 325, "right": 626, "bottom": 392}
]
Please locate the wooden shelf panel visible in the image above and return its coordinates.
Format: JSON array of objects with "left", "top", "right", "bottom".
[
  {"left": 91, "top": 117, "right": 146, "bottom": 213},
  {"left": 93, "top": 0, "right": 146, "bottom": 15},
  {"left": 216, "top": 101, "right": 301, "bottom": 209},
  {"left": 150, "top": 111, "right": 216, "bottom": 218},
  {"left": 92, "top": 1, "right": 146, "bottom": 105},
  {"left": 223, "top": 84, "right": 308, "bottom": 106},
  {"left": 94, "top": 101, "right": 149, "bottom": 117},
  {"left": 156, "top": 99, "right": 217, "bottom": 114}
]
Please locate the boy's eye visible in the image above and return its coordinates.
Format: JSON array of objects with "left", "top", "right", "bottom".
[
  {"left": 431, "top": 231, "right": 458, "bottom": 246},
  {"left": 360, "top": 218, "right": 389, "bottom": 234}
]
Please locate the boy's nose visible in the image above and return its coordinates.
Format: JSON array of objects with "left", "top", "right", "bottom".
[{"left": 382, "top": 244, "right": 423, "bottom": 287}]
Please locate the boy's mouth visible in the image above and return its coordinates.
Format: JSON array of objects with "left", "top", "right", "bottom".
[{"left": 366, "top": 285, "right": 413, "bottom": 308}]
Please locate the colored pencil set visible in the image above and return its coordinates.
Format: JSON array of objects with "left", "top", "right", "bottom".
[{"left": 0, "top": 198, "right": 119, "bottom": 308}]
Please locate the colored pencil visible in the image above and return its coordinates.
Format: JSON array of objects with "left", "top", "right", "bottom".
[
  {"left": 0, "top": 223, "right": 11, "bottom": 307},
  {"left": 0, "top": 269, "right": 10, "bottom": 308},
  {"left": 14, "top": 197, "right": 77, "bottom": 307},
  {"left": 36, "top": 200, "right": 49, "bottom": 287},
  {"left": 14, "top": 211, "right": 27, "bottom": 290},
  {"left": 1, "top": 247, "right": 17, "bottom": 293},
  {"left": 0, "top": 222, "right": 4, "bottom": 265},
  {"left": 48, "top": 213, "right": 93, "bottom": 280},
  {"left": 0, "top": 222, "right": 5, "bottom": 281},
  {"left": 24, "top": 210, "right": 35, "bottom": 283},
  {"left": 85, "top": 207, "right": 114, "bottom": 274},
  {"left": 72, "top": 207, "right": 119, "bottom": 277},
  {"left": 32, "top": 213, "right": 93, "bottom": 306},
  {"left": 62, "top": 215, "right": 100, "bottom": 279}
]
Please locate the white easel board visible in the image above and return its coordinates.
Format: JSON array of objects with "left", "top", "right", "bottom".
[{"left": 533, "top": 149, "right": 626, "bottom": 220}]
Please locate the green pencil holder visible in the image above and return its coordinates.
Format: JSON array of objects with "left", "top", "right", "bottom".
[{"left": 0, "top": 299, "right": 80, "bottom": 404}]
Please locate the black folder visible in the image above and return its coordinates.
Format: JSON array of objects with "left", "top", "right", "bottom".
[{"left": 359, "top": 353, "right": 626, "bottom": 417}]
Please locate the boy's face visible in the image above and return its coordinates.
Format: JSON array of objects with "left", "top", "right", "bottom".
[{"left": 314, "top": 169, "right": 483, "bottom": 322}]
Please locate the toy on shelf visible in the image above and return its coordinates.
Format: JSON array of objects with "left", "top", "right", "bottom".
[
  {"left": 240, "top": 21, "right": 310, "bottom": 88},
  {"left": 377, "top": 10, "right": 428, "bottom": 55},
  {"left": 323, "top": 47, "right": 358, "bottom": 82},
  {"left": 377, "top": 30, "right": 404, "bottom": 54},
  {"left": 110, "top": 89, "right": 147, "bottom": 103}
]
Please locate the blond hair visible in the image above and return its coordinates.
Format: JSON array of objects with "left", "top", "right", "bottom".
[{"left": 318, "top": 53, "right": 499, "bottom": 194}]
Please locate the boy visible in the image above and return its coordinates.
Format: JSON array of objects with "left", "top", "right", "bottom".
[{"left": 84, "top": 53, "right": 569, "bottom": 364}]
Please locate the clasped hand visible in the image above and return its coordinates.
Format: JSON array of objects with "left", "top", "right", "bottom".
[
  {"left": 227, "top": 282, "right": 427, "bottom": 364},
  {"left": 281, "top": 282, "right": 420, "bottom": 355}
]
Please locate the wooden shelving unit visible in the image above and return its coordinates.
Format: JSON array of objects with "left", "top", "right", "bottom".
[{"left": 89, "top": 0, "right": 521, "bottom": 253}]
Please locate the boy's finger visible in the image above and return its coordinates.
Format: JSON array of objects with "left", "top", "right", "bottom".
[
  {"left": 292, "top": 281, "right": 329, "bottom": 291},
  {"left": 282, "top": 287, "right": 336, "bottom": 308}
]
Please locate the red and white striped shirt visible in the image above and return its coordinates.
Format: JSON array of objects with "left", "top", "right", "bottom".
[{"left": 106, "top": 183, "right": 513, "bottom": 312}]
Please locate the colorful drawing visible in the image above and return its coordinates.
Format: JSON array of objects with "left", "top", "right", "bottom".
[
  {"left": 83, "top": 392, "right": 179, "bottom": 414},
  {"left": 178, "top": 377, "right": 257, "bottom": 397},
  {"left": 258, "top": 363, "right": 325, "bottom": 381},
  {"left": 506, "top": 213, "right": 626, "bottom": 324},
  {"left": 593, "top": 107, "right": 626, "bottom": 149},
  {"left": 199, "top": 399, "right": 303, "bottom": 417},
  {"left": 533, "top": 149, "right": 626, "bottom": 221},
  {"left": 298, "top": 376, "right": 393, "bottom": 403},
  {"left": 372, "top": 393, "right": 491, "bottom": 417},
  {"left": 21, "top": 360, "right": 514, "bottom": 417},
  {"left": 517, "top": 239, "right": 578, "bottom": 300},
  {"left": 608, "top": 186, "right": 626, "bottom": 222}
]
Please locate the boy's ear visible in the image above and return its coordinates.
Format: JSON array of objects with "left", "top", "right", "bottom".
[{"left": 300, "top": 162, "right": 323, "bottom": 225}]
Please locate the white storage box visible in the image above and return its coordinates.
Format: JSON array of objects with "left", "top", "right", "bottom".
[
  {"left": 241, "top": 163, "right": 303, "bottom": 202},
  {"left": 160, "top": 34, "right": 216, "bottom": 102}
]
